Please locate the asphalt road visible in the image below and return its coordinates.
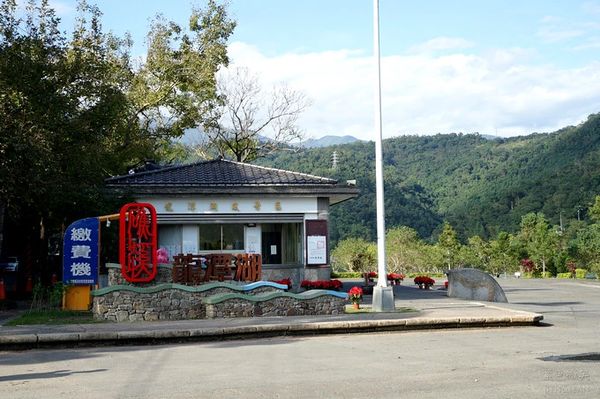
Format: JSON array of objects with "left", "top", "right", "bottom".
[{"left": 1, "top": 278, "right": 599, "bottom": 399}]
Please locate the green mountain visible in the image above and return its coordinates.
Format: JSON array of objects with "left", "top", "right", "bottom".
[
  {"left": 300, "top": 135, "right": 360, "bottom": 148},
  {"left": 257, "top": 114, "right": 600, "bottom": 245}
]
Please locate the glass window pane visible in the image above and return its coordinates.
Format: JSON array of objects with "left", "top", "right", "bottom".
[
  {"left": 199, "top": 224, "right": 221, "bottom": 251},
  {"left": 158, "top": 225, "right": 182, "bottom": 261},
  {"left": 222, "top": 224, "right": 244, "bottom": 250}
]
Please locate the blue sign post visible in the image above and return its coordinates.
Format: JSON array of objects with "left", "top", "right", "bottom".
[{"left": 63, "top": 217, "right": 99, "bottom": 285}]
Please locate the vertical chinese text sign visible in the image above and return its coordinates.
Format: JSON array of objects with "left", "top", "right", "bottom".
[
  {"left": 119, "top": 203, "right": 158, "bottom": 283},
  {"left": 63, "top": 217, "right": 99, "bottom": 285}
]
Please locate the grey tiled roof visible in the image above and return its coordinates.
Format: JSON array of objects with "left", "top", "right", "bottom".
[{"left": 106, "top": 159, "right": 338, "bottom": 187}]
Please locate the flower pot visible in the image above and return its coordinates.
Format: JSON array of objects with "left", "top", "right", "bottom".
[{"left": 353, "top": 303, "right": 360, "bottom": 310}]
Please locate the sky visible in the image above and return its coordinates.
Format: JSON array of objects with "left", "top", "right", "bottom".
[{"left": 41, "top": 0, "right": 600, "bottom": 140}]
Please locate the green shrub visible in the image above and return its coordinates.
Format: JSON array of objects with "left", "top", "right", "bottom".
[
  {"left": 330, "top": 271, "right": 363, "bottom": 278},
  {"left": 557, "top": 272, "right": 573, "bottom": 279},
  {"left": 541, "top": 271, "right": 552, "bottom": 278},
  {"left": 575, "top": 268, "right": 588, "bottom": 279},
  {"left": 30, "top": 281, "right": 65, "bottom": 311},
  {"left": 522, "top": 271, "right": 541, "bottom": 279},
  {"left": 406, "top": 272, "right": 445, "bottom": 279}
]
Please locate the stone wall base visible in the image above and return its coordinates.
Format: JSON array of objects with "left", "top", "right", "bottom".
[
  {"left": 92, "top": 283, "right": 286, "bottom": 322},
  {"left": 205, "top": 295, "right": 345, "bottom": 318}
]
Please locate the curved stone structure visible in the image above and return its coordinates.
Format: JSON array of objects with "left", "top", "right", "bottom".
[
  {"left": 91, "top": 281, "right": 288, "bottom": 322},
  {"left": 204, "top": 290, "right": 347, "bottom": 318},
  {"left": 446, "top": 268, "right": 508, "bottom": 303}
]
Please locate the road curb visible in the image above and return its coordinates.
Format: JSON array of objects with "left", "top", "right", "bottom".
[{"left": 0, "top": 313, "right": 543, "bottom": 351}]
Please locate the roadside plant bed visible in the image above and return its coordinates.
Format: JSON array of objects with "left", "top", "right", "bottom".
[
  {"left": 407, "top": 272, "right": 445, "bottom": 279},
  {"left": 365, "top": 271, "right": 378, "bottom": 283},
  {"left": 575, "top": 268, "right": 588, "bottom": 279},
  {"left": 557, "top": 272, "right": 573, "bottom": 279},
  {"left": 301, "top": 279, "right": 343, "bottom": 291},
  {"left": 414, "top": 276, "right": 435, "bottom": 289},
  {"left": 6, "top": 310, "right": 99, "bottom": 326},
  {"left": 387, "top": 273, "right": 405, "bottom": 285},
  {"left": 330, "top": 271, "right": 363, "bottom": 278}
]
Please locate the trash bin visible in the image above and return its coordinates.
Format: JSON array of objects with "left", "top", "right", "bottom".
[{"left": 64, "top": 285, "right": 91, "bottom": 311}]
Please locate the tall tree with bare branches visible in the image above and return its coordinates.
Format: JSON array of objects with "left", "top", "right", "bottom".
[{"left": 204, "top": 67, "right": 311, "bottom": 162}]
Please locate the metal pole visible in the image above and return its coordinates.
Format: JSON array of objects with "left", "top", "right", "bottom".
[{"left": 372, "top": 0, "right": 394, "bottom": 311}]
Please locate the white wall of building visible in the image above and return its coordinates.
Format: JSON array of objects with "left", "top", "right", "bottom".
[{"left": 137, "top": 197, "right": 318, "bottom": 215}]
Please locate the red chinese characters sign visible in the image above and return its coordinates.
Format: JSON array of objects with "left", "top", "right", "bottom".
[{"left": 119, "top": 203, "right": 157, "bottom": 283}]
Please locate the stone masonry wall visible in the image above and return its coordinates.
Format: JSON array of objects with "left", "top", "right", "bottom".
[
  {"left": 205, "top": 295, "right": 346, "bottom": 319},
  {"left": 94, "top": 290, "right": 205, "bottom": 322},
  {"left": 92, "top": 284, "right": 285, "bottom": 322}
]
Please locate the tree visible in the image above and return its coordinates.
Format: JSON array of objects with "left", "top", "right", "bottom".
[
  {"left": 437, "top": 221, "right": 462, "bottom": 269},
  {"left": 204, "top": 67, "right": 311, "bottom": 162},
  {"left": 518, "top": 213, "right": 558, "bottom": 275},
  {"left": 130, "top": 0, "right": 235, "bottom": 142},
  {"left": 573, "top": 224, "right": 600, "bottom": 270},
  {"left": 385, "top": 226, "right": 423, "bottom": 273},
  {"left": 331, "top": 238, "right": 376, "bottom": 273},
  {"left": 488, "top": 232, "right": 519, "bottom": 274},
  {"left": 589, "top": 195, "right": 600, "bottom": 223},
  {"left": 0, "top": 0, "right": 235, "bottom": 274},
  {"left": 464, "top": 235, "right": 491, "bottom": 271}
]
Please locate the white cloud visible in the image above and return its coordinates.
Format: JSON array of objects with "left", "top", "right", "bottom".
[
  {"left": 573, "top": 39, "right": 600, "bottom": 51},
  {"left": 408, "top": 37, "right": 473, "bottom": 54},
  {"left": 225, "top": 40, "right": 600, "bottom": 140},
  {"left": 537, "top": 26, "right": 585, "bottom": 43},
  {"left": 582, "top": 1, "right": 600, "bottom": 14}
]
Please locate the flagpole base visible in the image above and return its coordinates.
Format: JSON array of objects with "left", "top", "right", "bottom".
[{"left": 372, "top": 286, "right": 395, "bottom": 312}]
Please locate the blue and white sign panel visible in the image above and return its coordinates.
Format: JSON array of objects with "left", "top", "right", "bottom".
[{"left": 63, "top": 217, "right": 99, "bottom": 285}]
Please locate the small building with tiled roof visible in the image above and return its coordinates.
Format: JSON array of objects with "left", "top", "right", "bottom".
[{"left": 106, "top": 159, "right": 359, "bottom": 284}]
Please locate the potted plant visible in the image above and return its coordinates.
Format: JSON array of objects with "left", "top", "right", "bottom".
[
  {"left": 365, "top": 271, "right": 378, "bottom": 283},
  {"left": 348, "top": 286, "right": 363, "bottom": 309},
  {"left": 387, "top": 273, "right": 405, "bottom": 285},
  {"left": 414, "top": 276, "right": 435, "bottom": 289}
]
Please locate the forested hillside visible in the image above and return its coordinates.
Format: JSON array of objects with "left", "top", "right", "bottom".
[{"left": 257, "top": 113, "right": 600, "bottom": 245}]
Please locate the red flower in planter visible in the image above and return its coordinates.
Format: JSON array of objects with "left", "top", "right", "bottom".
[
  {"left": 330, "top": 279, "right": 343, "bottom": 290},
  {"left": 414, "top": 276, "right": 435, "bottom": 286},
  {"left": 387, "top": 273, "right": 405, "bottom": 280},
  {"left": 348, "top": 286, "right": 363, "bottom": 304},
  {"left": 301, "top": 279, "right": 344, "bottom": 291},
  {"left": 367, "top": 271, "right": 378, "bottom": 278}
]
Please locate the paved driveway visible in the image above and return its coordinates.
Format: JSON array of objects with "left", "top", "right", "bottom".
[{"left": 1, "top": 278, "right": 599, "bottom": 398}]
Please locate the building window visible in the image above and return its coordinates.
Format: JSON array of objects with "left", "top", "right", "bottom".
[
  {"left": 157, "top": 225, "right": 182, "bottom": 261},
  {"left": 199, "top": 224, "right": 244, "bottom": 252}
]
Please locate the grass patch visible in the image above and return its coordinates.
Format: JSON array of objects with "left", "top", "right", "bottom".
[
  {"left": 5, "top": 310, "right": 99, "bottom": 326},
  {"left": 344, "top": 305, "right": 417, "bottom": 314}
]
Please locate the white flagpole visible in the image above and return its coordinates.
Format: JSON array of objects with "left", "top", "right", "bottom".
[{"left": 372, "top": 0, "right": 395, "bottom": 311}]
